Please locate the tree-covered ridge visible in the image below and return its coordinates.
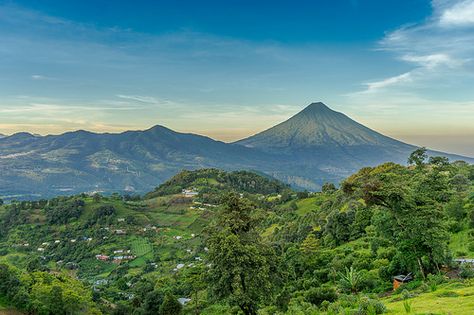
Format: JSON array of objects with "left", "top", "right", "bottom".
[
  {"left": 146, "top": 168, "right": 289, "bottom": 199},
  {"left": 0, "top": 155, "right": 473, "bottom": 314}
]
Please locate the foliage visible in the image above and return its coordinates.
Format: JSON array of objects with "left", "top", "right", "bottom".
[{"left": 206, "top": 193, "right": 277, "bottom": 315}]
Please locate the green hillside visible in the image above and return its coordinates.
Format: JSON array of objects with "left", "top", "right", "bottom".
[{"left": 0, "top": 156, "right": 473, "bottom": 314}]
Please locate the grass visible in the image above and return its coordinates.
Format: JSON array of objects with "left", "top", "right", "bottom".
[
  {"left": 130, "top": 236, "right": 152, "bottom": 256},
  {"left": 450, "top": 229, "right": 474, "bottom": 257},
  {"left": 384, "top": 281, "right": 474, "bottom": 314},
  {"left": 295, "top": 197, "right": 318, "bottom": 215}
]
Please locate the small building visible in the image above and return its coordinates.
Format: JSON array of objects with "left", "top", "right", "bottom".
[
  {"left": 117, "top": 218, "right": 125, "bottom": 222},
  {"left": 393, "top": 274, "right": 413, "bottom": 290},
  {"left": 182, "top": 189, "right": 199, "bottom": 197},
  {"left": 112, "top": 255, "right": 135, "bottom": 263},
  {"left": 95, "top": 254, "right": 110, "bottom": 261}
]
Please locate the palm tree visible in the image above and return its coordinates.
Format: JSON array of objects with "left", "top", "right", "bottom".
[{"left": 337, "top": 266, "right": 362, "bottom": 294}]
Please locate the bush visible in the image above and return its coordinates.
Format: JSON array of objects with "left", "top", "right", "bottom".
[
  {"left": 468, "top": 241, "right": 474, "bottom": 252},
  {"left": 456, "top": 250, "right": 468, "bottom": 258},
  {"left": 358, "top": 296, "right": 386, "bottom": 314},
  {"left": 305, "top": 286, "right": 338, "bottom": 306},
  {"left": 427, "top": 273, "right": 446, "bottom": 285},
  {"left": 459, "top": 265, "right": 474, "bottom": 279}
]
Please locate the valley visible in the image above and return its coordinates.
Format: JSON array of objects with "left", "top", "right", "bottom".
[{"left": 1, "top": 156, "right": 473, "bottom": 314}]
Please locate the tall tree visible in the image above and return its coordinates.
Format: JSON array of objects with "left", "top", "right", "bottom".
[
  {"left": 408, "top": 147, "right": 427, "bottom": 169},
  {"left": 206, "top": 193, "right": 276, "bottom": 315}
]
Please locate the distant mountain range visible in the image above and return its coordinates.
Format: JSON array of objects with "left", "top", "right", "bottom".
[{"left": 0, "top": 102, "right": 472, "bottom": 199}]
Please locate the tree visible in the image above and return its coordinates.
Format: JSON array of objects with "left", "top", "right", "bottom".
[
  {"left": 337, "top": 266, "right": 362, "bottom": 294},
  {"left": 300, "top": 233, "right": 319, "bottom": 254},
  {"left": 408, "top": 147, "right": 427, "bottom": 169},
  {"left": 366, "top": 168, "right": 449, "bottom": 278},
  {"left": 143, "top": 290, "right": 164, "bottom": 315},
  {"left": 450, "top": 174, "right": 470, "bottom": 192},
  {"left": 206, "top": 193, "right": 276, "bottom": 315},
  {"left": 48, "top": 286, "right": 65, "bottom": 314},
  {"left": 159, "top": 294, "right": 182, "bottom": 315},
  {"left": 428, "top": 156, "right": 450, "bottom": 169},
  {"left": 321, "top": 182, "right": 336, "bottom": 194}
]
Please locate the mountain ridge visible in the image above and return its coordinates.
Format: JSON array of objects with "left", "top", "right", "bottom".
[{"left": 0, "top": 102, "right": 472, "bottom": 199}]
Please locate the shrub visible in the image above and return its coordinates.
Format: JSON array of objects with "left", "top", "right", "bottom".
[
  {"left": 468, "top": 241, "right": 474, "bottom": 252},
  {"left": 305, "top": 286, "right": 338, "bottom": 306},
  {"left": 427, "top": 273, "right": 446, "bottom": 285},
  {"left": 358, "top": 296, "right": 386, "bottom": 314},
  {"left": 459, "top": 265, "right": 474, "bottom": 279},
  {"left": 456, "top": 250, "right": 468, "bottom": 258}
]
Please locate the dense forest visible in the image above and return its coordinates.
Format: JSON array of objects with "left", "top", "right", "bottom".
[{"left": 1, "top": 148, "right": 474, "bottom": 314}]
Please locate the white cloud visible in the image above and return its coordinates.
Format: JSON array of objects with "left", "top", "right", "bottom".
[
  {"left": 364, "top": 72, "right": 412, "bottom": 93},
  {"left": 353, "top": 0, "right": 474, "bottom": 95},
  {"left": 31, "top": 74, "right": 48, "bottom": 80},
  {"left": 439, "top": 0, "right": 474, "bottom": 27},
  {"left": 400, "top": 53, "right": 461, "bottom": 69}
]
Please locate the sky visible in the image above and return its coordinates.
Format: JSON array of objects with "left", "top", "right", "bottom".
[{"left": 0, "top": 0, "right": 474, "bottom": 156}]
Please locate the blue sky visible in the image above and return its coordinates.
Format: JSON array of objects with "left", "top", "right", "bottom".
[{"left": 1, "top": 0, "right": 474, "bottom": 156}]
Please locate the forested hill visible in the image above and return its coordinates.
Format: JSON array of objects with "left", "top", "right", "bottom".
[
  {"left": 1, "top": 152, "right": 474, "bottom": 314},
  {"left": 145, "top": 168, "right": 289, "bottom": 199}
]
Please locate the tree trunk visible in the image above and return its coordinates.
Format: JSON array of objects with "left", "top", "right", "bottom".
[{"left": 417, "top": 257, "right": 426, "bottom": 279}]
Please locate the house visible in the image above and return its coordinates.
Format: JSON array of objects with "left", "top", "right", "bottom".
[
  {"left": 182, "top": 189, "right": 199, "bottom": 197},
  {"left": 176, "top": 263, "right": 185, "bottom": 269},
  {"left": 95, "top": 254, "right": 109, "bottom": 261},
  {"left": 115, "top": 229, "right": 126, "bottom": 235},
  {"left": 114, "top": 249, "right": 124, "bottom": 254},
  {"left": 393, "top": 273, "right": 413, "bottom": 290},
  {"left": 37, "top": 247, "right": 45, "bottom": 252},
  {"left": 112, "top": 255, "right": 135, "bottom": 263},
  {"left": 94, "top": 279, "right": 108, "bottom": 285},
  {"left": 70, "top": 239, "right": 76, "bottom": 243},
  {"left": 117, "top": 218, "right": 125, "bottom": 222},
  {"left": 54, "top": 240, "right": 60, "bottom": 244}
]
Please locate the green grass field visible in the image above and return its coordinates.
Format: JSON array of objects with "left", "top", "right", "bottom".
[
  {"left": 450, "top": 229, "right": 474, "bottom": 258},
  {"left": 384, "top": 281, "right": 474, "bottom": 314}
]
